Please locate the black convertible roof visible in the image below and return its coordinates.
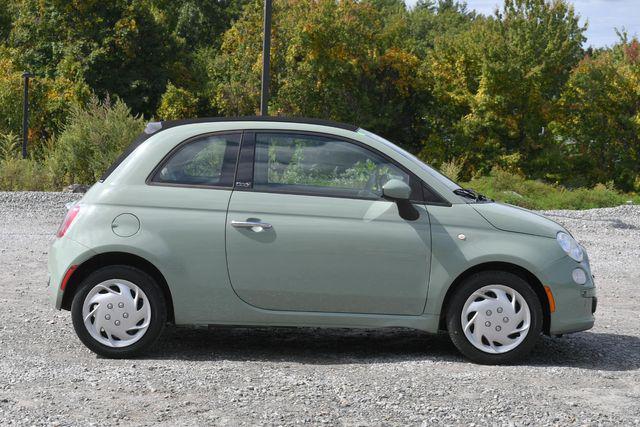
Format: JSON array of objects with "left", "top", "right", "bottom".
[{"left": 148, "top": 116, "right": 358, "bottom": 135}]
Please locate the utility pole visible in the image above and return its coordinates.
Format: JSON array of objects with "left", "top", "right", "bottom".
[
  {"left": 260, "top": 0, "right": 272, "bottom": 116},
  {"left": 21, "top": 72, "right": 34, "bottom": 159}
]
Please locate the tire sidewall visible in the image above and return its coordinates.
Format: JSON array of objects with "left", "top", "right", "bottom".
[
  {"left": 446, "top": 271, "right": 543, "bottom": 365},
  {"left": 71, "top": 265, "right": 166, "bottom": 358}
]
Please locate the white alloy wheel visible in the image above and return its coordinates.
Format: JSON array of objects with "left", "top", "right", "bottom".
[
  {"left": 460, "top": 284, "right": 531, "bottom": 354},
  {"left": 82, "top": 279, "right": 152, "bottom": 348}
]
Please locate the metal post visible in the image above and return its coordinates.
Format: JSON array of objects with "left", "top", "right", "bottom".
[
  {"left": 260, "top": 0, "right": 272, "bottom": 116},
  {"left": 21, "top": 72, "right": 33, "bottom": 159}
]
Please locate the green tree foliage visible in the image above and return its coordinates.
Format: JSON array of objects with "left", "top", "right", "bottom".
[
  {"left": 0, "top": 48, "right": 85, "bottom": 152},
  {"left": 157, "top": 82, "right": 199, "bottom": 120},
  {"left": 0, "top": 0, "right": 638, "bottom": 196},
  {"left": 153, "top": 0, "right": 249, "bottom": 48},
  {"left": 407, "top": 0, "right": 476, "bottom": 57},
  {"left": 147, "top": 0, "right": 249, "bottom": 118},
  {"left": 0, "top": 0, "right": 13, "bottom": 42},
  {"left": 7, "top": 0, "right": 245, "bottom": 118},
  {"left": 426, "top": 0, "right": 586, "bottom": 179},
  {"left": 0, "top": 53, "right": 23, "bottom": 136},
  {"left": 552, "top": 38, "right": 640, "bottom": 191},
  {"left": 211, "top": 0, "right": 430, "bottom": 150},
  {"left": 12, "top": 0, "right": 175, "bottom": 116}
]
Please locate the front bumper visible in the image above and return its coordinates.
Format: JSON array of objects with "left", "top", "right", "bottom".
[
  {"left": 47, "top": 237, "right": 95, "bottom": 309},
  {"left": 541, "top": 255, "right": 596, "bottom": 335}
]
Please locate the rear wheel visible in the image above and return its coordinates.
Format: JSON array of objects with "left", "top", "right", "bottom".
[
  {"left": 71, "top": 265, "right": 166, "bottom": 358},
  {"left": 446, "top": 271, "right": 543, "bottom": 364}
]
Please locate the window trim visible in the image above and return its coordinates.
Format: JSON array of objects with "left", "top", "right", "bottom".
[
  {"left": 146, "top": 131, "right": 243, "bottom": 190},
  {"left": 235, "top": 130, "right": 450, "bottom": 206}
]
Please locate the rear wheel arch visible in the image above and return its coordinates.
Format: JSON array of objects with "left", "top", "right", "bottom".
[
  {"left": 438, "top": 261, "right": 550, "bottom": 334},
  {"left": 61, "top": 252, "right": 175, "bottom": 323}
]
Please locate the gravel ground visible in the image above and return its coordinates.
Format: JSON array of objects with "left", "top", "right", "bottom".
[{"left": 0, "top": 191, "right": 639, "bottom": 426}]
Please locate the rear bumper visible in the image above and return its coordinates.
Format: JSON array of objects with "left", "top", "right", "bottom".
[
  {"left": 540, "top": 256, "right": 596, "bottom": 335},
  {"left": 47, "top": 237, "right": 95, "bottom": 309}
]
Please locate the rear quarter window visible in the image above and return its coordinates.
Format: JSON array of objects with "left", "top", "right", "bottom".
[{"left": 149, "top": 133, "right": 241, "bottom": 188}]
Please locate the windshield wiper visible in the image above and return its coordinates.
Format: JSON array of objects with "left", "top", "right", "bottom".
[{"left": 453, "top": 188, "right": 490, "bottom": 202}]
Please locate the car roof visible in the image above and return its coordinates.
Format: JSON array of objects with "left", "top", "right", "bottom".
[{"left": 148, "top": 116, "right": 358, "bottom": 135}]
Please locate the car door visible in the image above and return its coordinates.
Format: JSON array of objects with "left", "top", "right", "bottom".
[{"left": 225, "top": 131, "right": 432, "bottom": 315}]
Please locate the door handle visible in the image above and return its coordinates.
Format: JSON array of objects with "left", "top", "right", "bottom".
[{"left": 230, "top": 220, "right": 273, "bottom": 232}]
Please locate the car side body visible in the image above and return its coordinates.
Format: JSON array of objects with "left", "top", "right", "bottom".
[{"left": 47, "top": 118, "right": 596, "bottom": 361}]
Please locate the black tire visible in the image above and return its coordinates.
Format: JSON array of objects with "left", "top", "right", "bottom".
[
  {"left": 446, "top": 271, "right": 543, "bottom": 365},
  {"left": 71, "top": 265, "right": 166, "bottom": 358}
]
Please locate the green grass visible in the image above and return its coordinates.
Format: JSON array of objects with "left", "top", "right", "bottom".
[{"left": 462, "top": 169, "right": 639, "bottom": 210}]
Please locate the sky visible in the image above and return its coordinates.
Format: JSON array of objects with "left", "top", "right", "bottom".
[{"left": 407, "top": 0, "right": 639, "bottom": 48}]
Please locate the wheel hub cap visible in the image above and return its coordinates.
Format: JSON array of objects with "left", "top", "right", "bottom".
[
  {"left": 461, "top": 285, "right": 531, "bottom": 354},
  {"left": 82, "top": 279, "right": 151, "bottom": 348}
]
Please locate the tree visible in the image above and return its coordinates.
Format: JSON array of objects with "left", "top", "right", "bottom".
[
  {"left": 9, "top": 0, "right": 173, "bottom": 116},
  {"left": 407, "top": 0, "right": 475, "bottom": 58},
  {"left": 552, "top": 37, "right": 640, "bottom": 191},
  {"left": 419, "top": 16, "right": 487, "bottom": 169},
  {"left": 149, "top": 0, "right": 248, "bottom": 49},
  {"left": 0, "top": 0, "right": 13, "bottom": 42},
  {"left": 157, "top": 82, "right": 199, "bottom": 120},
  {"left": 210, "top": 0, "right": 429, "bottom": 150},
  {"left": 424, "top": 0, "right": 586, "bottom": 179},
  {"left": 0, "top": 47, "right": 85, "bottom": 153}
]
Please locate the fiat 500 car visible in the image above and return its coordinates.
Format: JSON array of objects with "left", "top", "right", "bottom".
[{"left": 48, "top": 117, "right": 596, "bottom": 364}]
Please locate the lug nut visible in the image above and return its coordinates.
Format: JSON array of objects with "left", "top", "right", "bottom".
[
  {"left": 503, "top": 317, "right": 509, "bottom": 323},
  {"left": 114, "top": 320, "right": 120, "bottom": 326},
  {"left": 118, "top": 302, "right": 124, "bottom": 308},
  {"left": 123, "top": 313, "right": 129, "bottom": 318},
  {"left": 107, "top": 303, "right": 113, "bottom": 309},
  {"left": 485, "top": 321, "right": 491, "bottom": 327},
  {"left": 105, "top": 314, "right": 111, "bottom": 320},
  {"left": 495, "top": 326, "right": 502, "bottom": 332},
  {"left": 497, "top": 307, "right": 503, "bottom": 313},
  {"left": 486, "top": 310, "right": 492, "bottom": 316}
]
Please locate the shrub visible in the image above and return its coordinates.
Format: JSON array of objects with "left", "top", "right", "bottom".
[
  {"left": 51, "top": 97, "right": 145, "bottom": 185},
  {"left": 0, "top": 132, "right": 20, "bottom": 159},
  {"left": 464, "top": 168, "right": 639, "bottom": 210},
  {"left": 157, "top": 82, "right": 199, "bottom": 120},
  {"left": 440, "top": 158, "right": 464, "bottom": 182},
  {"left": 0, "top": 157, "right": 53, "bottom": 190},
  {"left": 0, "top": 132, "right": 56, "bottom": 190}
]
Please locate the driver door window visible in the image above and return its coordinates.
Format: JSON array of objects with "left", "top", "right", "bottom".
[{"left": 253, "top": 133, "right": 410, "bottom": 199}]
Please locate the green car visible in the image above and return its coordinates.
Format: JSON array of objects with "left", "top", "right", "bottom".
[{"left": 47, "top": 117, "right": 596, "bottom": 364}]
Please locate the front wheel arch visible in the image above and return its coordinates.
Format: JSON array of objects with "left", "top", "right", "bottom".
[
  {"left": 438, "top": 261, "right": 550, "bottom": 335},
  {"left": 61, "top": 252, "right": 175, "bottom": 324}
]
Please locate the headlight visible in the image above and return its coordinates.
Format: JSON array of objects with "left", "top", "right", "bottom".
[{"left": 556, "top": 231, "right": 584, "bottom": 262}]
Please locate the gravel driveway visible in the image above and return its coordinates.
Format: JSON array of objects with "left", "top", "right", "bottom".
[{"left": 0, "top": 191, "right": 638, "bottom": 426}]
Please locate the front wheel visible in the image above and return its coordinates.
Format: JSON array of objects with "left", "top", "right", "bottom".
[
  {"left": 446, "top": 271, "right": 543, "bottom": 364},
  {"left": 71, "top": 265, "right": 166, "bottom": 358}
]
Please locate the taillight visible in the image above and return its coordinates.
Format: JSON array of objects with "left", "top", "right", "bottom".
[{"left": 56, "top": 205, "right": 80, "bottom": 238}]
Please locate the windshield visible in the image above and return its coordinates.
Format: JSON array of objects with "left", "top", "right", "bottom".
[{"left": 356, "top": 128, "right": 460, "bottom": 191}]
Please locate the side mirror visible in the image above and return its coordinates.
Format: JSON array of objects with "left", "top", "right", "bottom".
[
  {"left": 382, "top": 179, "right": 411, "bottom": 200},
  {"left": 381, "top": 179, "right": 419, "bottom": 221}
]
